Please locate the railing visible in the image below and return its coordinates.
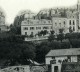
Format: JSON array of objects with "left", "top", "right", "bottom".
[{"left": 25, "top": 36, "right": 48, "bottom": 41}]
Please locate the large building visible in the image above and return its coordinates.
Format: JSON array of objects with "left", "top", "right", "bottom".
[
  {"left": 21, "top": 19, "right": 52, "bottom": 36},
  {"left": 21, "top": 0, "right": 80, "bottom": 41},
  {"left": 45, "top": 48, "right": 80, "bottom": 72},
  {"left": 51, "top": 2, "right": 79, "bottom": 34}
]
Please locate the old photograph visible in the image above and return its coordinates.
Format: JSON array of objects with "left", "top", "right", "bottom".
[{"left": 0, "top": 0, "right": 80, "bottom": 72}]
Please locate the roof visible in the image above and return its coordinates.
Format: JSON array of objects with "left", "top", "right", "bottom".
[{"left": 46, "top": 48, "right": 80, "bottom": 57}]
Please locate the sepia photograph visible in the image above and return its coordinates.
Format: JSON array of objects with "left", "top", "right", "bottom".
[{"left": 0, "top": 0, "right": 80, "bottom": 72}]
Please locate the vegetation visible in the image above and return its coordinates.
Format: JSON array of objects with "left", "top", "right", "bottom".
[
  {"left": 57, "top": 29, "right": 64, "bottom": 42},
  {"left": 0, "top": 32, "right": 35, "bottom": 67}
]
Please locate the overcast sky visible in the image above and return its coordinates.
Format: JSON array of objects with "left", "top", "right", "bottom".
[{"left": 0, "top": 0, "right": 78, "bottom": 24}]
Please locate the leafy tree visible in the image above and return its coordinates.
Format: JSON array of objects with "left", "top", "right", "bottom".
[
  {"left": 50, "top": 30, "right": 55, "bottom": 34},
  {"left": 69, "top": 26, "right": 73, "bottom": 33},
  {"left": 57, "top": 29, "right": 64, "bottom": 42},
  {"left": 0, "top": 33, "right": 35, "bottom": 66},
  {"left": 35, "top": 41, "right": 51, "bottom": 63},
  {"left": 43, "top": 30, "right": 48, "bottom": 36},
  {"left": 10, "top": 24, "right": 21, "bottom": 35},
  {"left": 71, "top": 39, "right": 80, "bottom": 48},
  {"left": 48, "top": 34, "right": 55, "bottom": 42},
  {"left": 48, "top": 30, "right": 55, "bottom": 42},
  {"left": 49, "top": 41, "right": 61, "bottom": 49},
  {"left": 38, "top": 30, "right": 48, "bottom": 36}
]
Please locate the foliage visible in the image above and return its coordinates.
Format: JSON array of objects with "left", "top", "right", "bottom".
[
  {"left": 69, "top": 26, "right": 73, "bottom": 33},
  {"left": 48, "top": 30, "right": 55, "bottom": 42},
  {"left": 10, "top": 24, "right": 21, "bottom": 35},
  {"left": 50, "top": 30, "right": 55, "bottom": 34},
  {"left": 48, "top": 34, "right": 55, "bottom": 42},
  {"left": 38, "top": 30, "right": 48, "bottom": 36},
  {"left": 0, "top": 33, "right": 35, "bottom": 66},
  {"left": 57, "top": 29, "right": 64, "bottom": 42}
]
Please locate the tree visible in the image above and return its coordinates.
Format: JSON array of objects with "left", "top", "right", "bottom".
[
  {"left": 38, "top": 30, "right": 48, "bottom": 36},
  {"left": 48, "top": 30, "right": 55, "bottom": 42},
  {"left": 10, "top": 24, "right": 21, "bottom": 35},
  {"left": 48, "top": 34, "right": 55, "bottom": 42},
  {"left": 35, "top": 41, "right": 51, "bottom": 63},
  {"left": 43, "top": 30, "right": 48, "bottom": 36},
  {"left": 0, "top": 34, "right": 35, "bottom": 66},
  {"left": 69, "top": 26, "right": 73, "bottom": 33},
  {"left": 50, "top": 30, "right": 55, "bottom": 34},
  {"left": 57, "top": 29, "right": 64, "bottom": 42}
]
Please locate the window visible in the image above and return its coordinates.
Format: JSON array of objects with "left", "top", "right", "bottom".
[
  {"left": 67, "top": 56, "right": 71, "bottom": 62},
  {"left": 0, "top": 28, "right": 1, "bottom": 31},
  {"left": 64, "top": 21, "right": 65, "bottom": 24},
  {"left": 25, "top": 32, "right": 27, "bottom": 35},
  {"left": 73, "top": 26, "right": 75, "bottom": 31},
  {"left": 64, "top": 21, "right": 66, "bottom": 27},
  {"left": 59, "top": 23, "right": 61, "bottom": 27},
  {"left": 24, "top": 27, "right": 28, "bottom": 30},
  {"left": 55, "top": 23, "right": 57, "bottom": 26},
  {"left": 48, "top": 21, "right": 50, "bottom": 23},
  {"left": 52, "top": 57, "right": 55, "bottom": 59},
  {"left": 36, "top": 27, "right": 41, "bottom": 30},
  {"left": 43, "top": 27, "right": 49, "bottom": 29},
  {"left": 73, "top": 20, "right": 75, "bottom": 25},
  {"left": 69, "top": 20, "right": 71, "bottom": 25},
  {"left": 30, "top": 27, "right": 34, "bottom": 30}
]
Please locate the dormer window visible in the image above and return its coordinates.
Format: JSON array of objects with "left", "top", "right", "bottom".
[{"left": 52, "top": 56, "right": 55, "bottom": 59}]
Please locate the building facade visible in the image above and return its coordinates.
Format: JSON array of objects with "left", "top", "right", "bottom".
[
  {"left": 45, "top": 48, "right": 80, "bottom": 72},
  {"left": 21, "top": 0, "right": 80, "bottom": 40},
  {"left": 21, "top": 19, "right": 52, "bottom": 36},
  {"left": 52, "top": 17, "right": 68, "bottom": 34}
]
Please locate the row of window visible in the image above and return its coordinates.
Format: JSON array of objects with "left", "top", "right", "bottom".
[
  {"left": 55, "top": 21, "right": 66, "bottom": 27},
  {"left": 69, "top": 26, "right": 75, "bottom": 31},
  {"left": 55, "top": 23, "right": 66, "bottom": 27},
  {"left": 55, "top": 21, "right": 66, "bottom": 24},
  {"left": 69, "top": 20, "right": 75, "bottom": 25},
  {"left": 23, "top": 26, "right": 51, "bottom": 30},
  {"left": 23, "top": 21, "right": 51, "bottom": 24},
  {"left": 25, "top": 32, "right": 33, "bottom": 35}
]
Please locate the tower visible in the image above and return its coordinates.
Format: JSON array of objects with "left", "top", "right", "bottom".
[
  {"left": 77, "top": 0, "right": 80, "bottom": 32},
  {"left": 77, "top": 0, "right": 80, "bottom": 12}
]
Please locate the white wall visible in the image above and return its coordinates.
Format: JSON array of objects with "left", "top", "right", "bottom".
[
  {"left": 46, "top": 56, "right": 67, "bottom": 65},
  {"left": 46, "top": 56, "right": 78, "bottom": 72},
  {"left": 71, "top": 56, "right": 77, "bottom": 62},
  {"left": 21, "top": 24, "right": 52, "bottom": 36},
  {"left": 46, "top": 56, "right": 78, "bottom": 65},
  {"left": 52, "top": 17, "right": 68, "bottom": 34}
]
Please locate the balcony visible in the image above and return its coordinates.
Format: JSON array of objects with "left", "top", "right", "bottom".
[{"left": 25, "top": 36, "right": 48, "bottom": 41}]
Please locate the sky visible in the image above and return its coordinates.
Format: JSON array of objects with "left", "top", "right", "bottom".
[{"left": 0, "top": 0, "right": 78, "bottom": 25}]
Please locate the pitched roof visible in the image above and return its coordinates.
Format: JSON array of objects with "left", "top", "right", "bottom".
[{"left": 46, "top": 48, "right": 80, "bottom": 57}]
